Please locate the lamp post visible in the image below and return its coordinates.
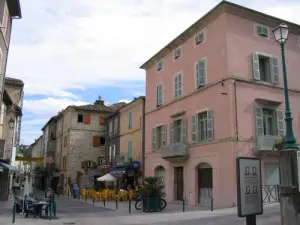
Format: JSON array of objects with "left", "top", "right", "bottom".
[
  {"left": 272, "top": 23, "right": 300, "bottom": 225},
  {"left": 272, "top": 23, "right": 298, "bottom": 150}
]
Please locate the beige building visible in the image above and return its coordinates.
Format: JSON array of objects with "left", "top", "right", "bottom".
[
  {"left": 119, "top": 97, "right": 145, "bottom": 165},
  {"left": 56, "top": 97, "right": 122, "bottom": 191}
]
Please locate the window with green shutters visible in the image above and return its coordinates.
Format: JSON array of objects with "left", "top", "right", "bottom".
[
  {"left": 254, "top": 107, "right": 283, "bottom": 137},
  {"left": 156, "top": 84, "right": 163, "bottom": 106},
  {"left": 128, "top": 111, "right": 133, "bottom": 128},
  {"left": 256, "top": 24, "right": 269, "bottom": 37},
  {"left": 127, "top": 140, "right": 132, "bottom": 161},
  {"left": 170, "top": 118, "right": 186, "bottom": 143},
  {"left": 191, "top": 109, "right": 214, "bottom": 144},
  {"left": 196, "top": 58, "right": 206, "bottom": 88},
  {"left": 252, "top": 52, "right": 280, "bottom": 84},
  {"left": 152, "top": 125, "right": 167, "bottom": 150},
  {"left": 174, "top": 73, "right": 182, "bottom": 98}
]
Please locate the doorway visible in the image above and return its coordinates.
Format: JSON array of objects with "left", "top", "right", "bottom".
[
  {"left": 174, "top": 167, "right": 184, "bottom": 200},
  {"left": 197, "top": 163, "right": 213, "bottom": 205}
]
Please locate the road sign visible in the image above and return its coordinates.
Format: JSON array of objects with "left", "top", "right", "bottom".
[{"left": 236, "top": 157, "right": 263, "bottom": 218}]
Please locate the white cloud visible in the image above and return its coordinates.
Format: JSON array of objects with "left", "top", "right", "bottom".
[
  {"left": 23, "top": 97, "right": 88, "bottom": 117},
  {"left": 118, "top": 99, "right": 131, "bottom": 103}
]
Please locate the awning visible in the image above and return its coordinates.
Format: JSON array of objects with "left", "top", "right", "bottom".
[{"left": 0, "top": 162, "right": 18, "bottom": 172}]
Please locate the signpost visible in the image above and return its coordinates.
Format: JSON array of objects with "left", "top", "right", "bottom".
[{"left": 236, "top": 157, "right": 263, "bottom": 225}]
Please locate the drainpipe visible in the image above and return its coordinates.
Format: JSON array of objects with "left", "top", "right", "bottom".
[
  {"left": 233, "top": 80, "right": 239, "bottom": 158},
  {"left": 59, "top": 112, "right": 65, "bottom": 192},
  {"left": 141, "top": 98, "right": 146, "bottom": 184}
]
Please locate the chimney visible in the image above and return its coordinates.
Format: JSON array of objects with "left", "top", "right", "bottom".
[{"left": 94, "top": 96, "right": 104, "bottom": 105}]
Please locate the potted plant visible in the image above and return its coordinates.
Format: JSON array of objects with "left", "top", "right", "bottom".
[
  {"left": 138, "top": 176, "right": 165, "bottom": 212},
  {"left": 273, "top": 136, "right": 285, "bottom": 151}
]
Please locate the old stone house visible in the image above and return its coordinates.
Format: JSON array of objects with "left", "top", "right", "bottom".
[{"left": 56, "top": 97, "right": 124, "bottom": 191}]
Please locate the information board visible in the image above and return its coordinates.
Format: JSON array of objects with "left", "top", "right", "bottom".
[{"left": 236, "top": 157, "right": 263, "bottom": 217}]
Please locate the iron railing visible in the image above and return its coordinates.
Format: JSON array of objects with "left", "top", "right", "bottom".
[
  {"left": 262, "top": 185, "right": 280, "bottom": 203},
  {"left": 161, "top": 142, "right": 189, "bottom": 159}
]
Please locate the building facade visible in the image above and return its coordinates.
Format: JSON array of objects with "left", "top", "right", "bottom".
[
  {"left": 56, "top": 97, "right": 118, "bottom": 192},
  {"left": 142, "top": 1, "right": 300, "bottom": 208},
  {"left": 41, "top": 116, "right": 58, "bottom": 190},
  {"left": 116, "top": 97, "right": 145, "bottom": 187}
]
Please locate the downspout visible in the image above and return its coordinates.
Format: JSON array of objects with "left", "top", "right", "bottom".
[
  {"left": 141, "top": 98, "right": 146, "bottom": 184},
  {"left": 234, "top": 80, "right": 239, "bottom": 144},
  {"left": 59, "top": 113, "right": 65, "bottom": 192}
]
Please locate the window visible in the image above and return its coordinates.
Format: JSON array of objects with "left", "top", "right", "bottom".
[
  {"left": 256, "top": 24, "right": 269, "bottom": 37},
  {"left": 83, "top": 114, "right": 91, "bottom": 124},
  {"left": 100, "top": 137, "right": 106, "bottom": 146},
  {"left": 151, "top": 125, "right": 167, "bottom": 150},
  {"left": 196, "top": 58, "right": 207, "bottom": 88},
  {"left": 63, "top": 136, "right": 68, "bottom": 147},
  {"left": 99, "top": 116, "right": 105, "bottom": 125},
  {"left": 77, "top": 114, "right": 83, "bottom": 123},
  {"left": 173, "top": 47, "right": 181, "bottom": 59},
  {"left": 128, "top": 111, "right": 133, "bottom": 128},
  {"left": 127, "top": 140, "right": 133, "bottom": 161},
  {"left": 156, "top": 84, "right": 163, "bottom": 106},
  {"left": 174, "top": 73, "right": 182, "bottom": 98},
  {"left": 109, "top": 120, "right": 113, "bottom": 135},
  {"left": 156, "top": 60, "right": 163, "bottom": 71},
  {"left": 170, "top": 118, "right": 186, "bottom": 144},
  {"left": 195, "top": 31, "right": 205, "bottom": 45},
  {"left": 113, "top": 117, "right": 118, "bottom": 134},
  {"left": 191, "top": 109, "right": 214, "bottom": 143},
  {"left": 255, "top": 107, "right": 284, "bottom": 137},
  {"left": 109, "top": 145, "right": 116, "bottom": 161},
  {"left": 252, "top": 52, "right": 279, "bottom": 84}
]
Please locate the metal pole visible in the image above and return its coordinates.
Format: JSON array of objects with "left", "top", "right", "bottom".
[
  {"left": 116, "top": 198, "right": 118, "bottom": 210},
  {"left": 280, "top": 43, "right": 297, "bottom": 150},
  {"left": 129, "top": 197, "right": 131, "bottom": 213},
  {"left": 182, "top": 198, "right": 185, "bottom": 212},
  {"left": 210, "top": 197, "right": 213, "bottom": 211},
  {"left": 12, "top": 202, "right": 16, "bottom": 223},
  {"left": 246, "top": 215, "right": 256, "bottom": 225}
]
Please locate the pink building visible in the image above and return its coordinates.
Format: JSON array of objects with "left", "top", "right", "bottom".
[{"left": 141, "top": 1, "right": 300, "bottom": 209}]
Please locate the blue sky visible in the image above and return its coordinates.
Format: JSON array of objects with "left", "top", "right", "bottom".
[{"left": 5, "top": 0, "right": 300, "bottom": 144}]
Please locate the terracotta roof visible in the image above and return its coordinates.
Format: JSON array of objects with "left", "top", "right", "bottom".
[
  {"left": 74, "top": 104, "right": 115, "bottom": 113},
  {"left": 5, "top": 77, "right": 24, "bottom": 87},
  {"left": 110, "top": 102, "right": 127, "bottom": 110}
]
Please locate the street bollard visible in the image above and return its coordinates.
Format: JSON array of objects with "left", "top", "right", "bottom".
[
  {"left": 210, "top": 197, "right": 213, "bottom": 212},
  {"left": 116, "top": 198, "right": 118, "bottom": 210},
  {"left": 85, "top": 193, "right": 87, "bottom": 202},
  {"left": 182, "top": 198, "right": 185, "bottom": 212},
  {"left": 129, "top": 197, "right": 131, "bottom": 213},
  {"left": 12, "top": 202, "right": 16, "bottom": 223},
  {"left": 53, "top": 195, "right": 57, "bottom": 217},
  {"left": 92, "top": 196, "right": 95, "bottom": 204},
  {"left": 49, "top": 199, "right": 52, "bottom": 221},
  {"left": 103, "top": 198, "right": 106, "bottom": 207}
]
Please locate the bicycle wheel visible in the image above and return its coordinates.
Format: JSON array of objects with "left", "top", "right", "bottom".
[
  {"left": 135, "top": 200, "right": 143, "bottom": 210},
  {"left": 160, "top": 199, "right": 167, "bottom": 210}
]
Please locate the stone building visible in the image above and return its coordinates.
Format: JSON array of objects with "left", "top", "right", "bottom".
[{"left": 55, "top": 97, "right": 123, "bottom": 192}]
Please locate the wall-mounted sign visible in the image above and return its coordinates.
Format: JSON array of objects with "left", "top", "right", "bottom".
[{"left": 236, "top": 157, "right": 263, "bottom": 217}]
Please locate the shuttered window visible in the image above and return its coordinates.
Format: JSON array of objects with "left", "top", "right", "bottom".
[
  {"left": 83, "top": 114, "right": 91, "bottom": 124},
  {"left": 191, "top": 109, "right": 214, "bottom": 144}
]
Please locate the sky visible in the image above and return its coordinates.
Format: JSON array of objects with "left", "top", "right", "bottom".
[{"left": 6, "top": 0, "right": 300, "bottom": 145}]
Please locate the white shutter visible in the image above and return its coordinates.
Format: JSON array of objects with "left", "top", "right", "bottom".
[
  {"left": 161, "top": 125, "right": 167, "bottom": 146},
  {"left": 181, "top": 118, "right": 187, "bottom": 143},
  {"left": 206, "top": 109, "right": 214, "bottom": 140},
  {"left": 254, "top": 107, "right": 264, "bottom": 137},
  {"left": 152, "top": 128, "right": 156, "bottom": 150},
  {"left": 170, "top": 122, "right": 174, "bottom": 144},
  {"left": 192, "top": 115, "right": 197, "bottom": 144},
  {"left": 271, "top": 57, "right": 280, "bottom": 84},
  {"left": 196, "top": 59, "right": 206, "bottom": 88},
  {"left": 252, "top": 53, "right": 260, "bottom": 80},
  {"left": 276, "top": 110, "right": 284, "bottom": 136}
]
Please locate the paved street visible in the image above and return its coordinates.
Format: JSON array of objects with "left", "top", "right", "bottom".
[{"left": 0, "top": 196, "right": 280, "bottom": 225}]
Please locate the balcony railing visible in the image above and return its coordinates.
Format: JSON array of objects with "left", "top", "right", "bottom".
[
  {"left": 256, "top": 135, "right": 279, "bottom": 151},
  {"left": 161, "top": 142, "right": 189, "bottom": 159}
]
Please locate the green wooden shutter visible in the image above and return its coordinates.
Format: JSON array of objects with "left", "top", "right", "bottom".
[
  {"left": 271, "top": 57, "right": 280, "bottom": 84},
  {"left": 181, "top": 118, "right": 187, "bottom": 143},
  {"left": 161, "top": 125, "right": 167, "bottom": 146},
  {"left": 276, "top": 110, "right": 284, "bottom": 136},
  {"left": 128, "top": 112, "right": 133, "bottom": 128},
  {"left": 207, "top": 109, "right": 214, "bottom": 140},
  {"left": 254, "top": 107, "right": 264, "bottom": 137},
  {"left": 170, "top": 122, "right": 173, "bottom": 144},
  {"left": 152, "top": 127, "right": 156, "bottom": 150},
  {"left": 192, "top": 115, "right": 197, "bottom": 144},
  {"left": 156, "top": 85, "right": 163, "bottom": 106},
  {"left": 252, "top": 53, "right": 260, "bottom": 80},
  {"left": 127, "top": 141, "right": 132, "bottom": 160},
  {"left": 196, "top": 60, "right": 206, "bottom": 88}
]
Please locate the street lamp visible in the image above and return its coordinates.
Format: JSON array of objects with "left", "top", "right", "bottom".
[
  {"left": 272, "top": 23, "right": 298, "bottom": 150},
  {"left": 8, "top": 117, "right": 15, "bottom": 131}
]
